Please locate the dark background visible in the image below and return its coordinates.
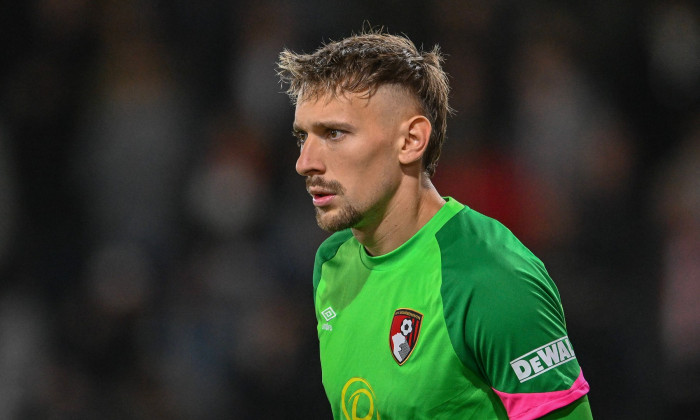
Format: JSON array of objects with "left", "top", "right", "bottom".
[{"left": 0, "top": 0, "right": 698, "bottom": 418}]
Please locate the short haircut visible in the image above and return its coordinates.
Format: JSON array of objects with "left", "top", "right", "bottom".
[{"left": 277, "top": 30, "right": 452, "bottom": 177}]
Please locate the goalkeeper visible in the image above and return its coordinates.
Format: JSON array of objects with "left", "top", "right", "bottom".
[{"left": 277, "top": 29, "right": 592, "bottom": 419}]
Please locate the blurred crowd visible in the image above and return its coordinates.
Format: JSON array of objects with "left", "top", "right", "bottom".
[{"left": 0, "top": 0, "right": 697, "bottom": 419}]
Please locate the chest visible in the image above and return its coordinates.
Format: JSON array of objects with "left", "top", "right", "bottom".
[{"left": 315, "top": 261, "right": 489, "bottom": 419}]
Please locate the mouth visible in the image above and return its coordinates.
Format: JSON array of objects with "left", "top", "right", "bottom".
[
  {"left": 306, "top": 178, "right": 343, "bottom": 207},
  {"left": 309, "top": 190, "right": 336, "bottom": 207}
]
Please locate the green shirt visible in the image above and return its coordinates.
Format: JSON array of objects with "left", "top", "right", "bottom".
[{"left": 313, "top": 198, "right": 589, "bottom": 419}]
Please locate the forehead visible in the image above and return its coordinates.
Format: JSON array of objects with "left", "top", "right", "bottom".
[{"left": 294, "top": 86, "right": 417, "bottom": 127}]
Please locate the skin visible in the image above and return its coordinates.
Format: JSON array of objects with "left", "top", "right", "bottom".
[{"left": 293, "top": 85, "right": 445, "bottom": 256}]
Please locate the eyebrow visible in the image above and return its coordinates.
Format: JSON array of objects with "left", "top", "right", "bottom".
[{"left": 293, "top": 120, "right": 355, "bottom": 133}]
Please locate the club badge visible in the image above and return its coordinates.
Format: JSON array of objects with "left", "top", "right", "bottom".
[{"left": 389, "top": 308, "right": 423, "bottom": 365}]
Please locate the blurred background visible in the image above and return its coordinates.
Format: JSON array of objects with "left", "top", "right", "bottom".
[{"left": 0, "top": 0, "right": 697, "bottom": 418}]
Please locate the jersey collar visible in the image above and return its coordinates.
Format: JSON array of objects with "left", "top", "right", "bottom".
[{"left": 358, "top": 197, "right": 465, "bottom": 270}]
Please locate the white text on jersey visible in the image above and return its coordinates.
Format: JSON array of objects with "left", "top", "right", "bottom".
[{"left": 510, "top": 336, "right": 576, "bottom": 382}]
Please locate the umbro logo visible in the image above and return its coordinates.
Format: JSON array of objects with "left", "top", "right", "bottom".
[{"left": 321, "top": 306, "right": 336, "bottom": 321}]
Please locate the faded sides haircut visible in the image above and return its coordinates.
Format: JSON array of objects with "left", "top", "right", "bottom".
[{"left": 277, "top": 30, "right": 452, "bottom": 177}]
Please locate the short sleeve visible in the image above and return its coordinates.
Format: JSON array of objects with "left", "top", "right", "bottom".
[{"left": 437, "top": 209, "right": 589, "bottom": 419}]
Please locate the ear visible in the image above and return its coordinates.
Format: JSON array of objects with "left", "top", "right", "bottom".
[{"left": 398, "top": 115, "right": 432, "bottom": 166}]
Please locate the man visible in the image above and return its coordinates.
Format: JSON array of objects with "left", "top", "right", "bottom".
[{"left": 277, "top": 30, "right": 592, "bottom": 419}]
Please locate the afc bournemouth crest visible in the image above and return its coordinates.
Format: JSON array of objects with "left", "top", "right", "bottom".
[{"left": 389, "top": 308, "right": 423, "bottom": 365}]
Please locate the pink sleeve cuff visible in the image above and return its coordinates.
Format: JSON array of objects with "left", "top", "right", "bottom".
[{"left": 492, "top": 369, "right": 590, "bottom": 420}]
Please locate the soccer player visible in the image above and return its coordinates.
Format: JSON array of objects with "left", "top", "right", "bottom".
[{"left": 277, "top": 30, "right": 592, "bottom": 419}]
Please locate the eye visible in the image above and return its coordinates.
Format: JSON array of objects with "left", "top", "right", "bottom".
[
  {"left": 292, "top": 130, "right": 307, "bottom": 148},
  {"left": 327, "top": 129, "right": 343, "bottom": 140}
]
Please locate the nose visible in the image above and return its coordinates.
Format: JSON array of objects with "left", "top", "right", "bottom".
[{"left": 295, "top": 136, "right": 325, "bottom": 176}]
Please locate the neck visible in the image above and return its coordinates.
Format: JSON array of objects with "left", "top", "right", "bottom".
[{"left": 352, "top": 178, "right": 445, "bottom": 256}]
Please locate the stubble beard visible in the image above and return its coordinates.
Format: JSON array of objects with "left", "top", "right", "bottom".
[
  {"left": 315, "top": 202, "right": 363, "bottom": 232},
  {"left": 307, "top": 176, "right": 364, "bottom": 232}
]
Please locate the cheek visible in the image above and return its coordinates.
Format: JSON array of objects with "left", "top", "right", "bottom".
[
  {"left": 346, "top": 153, "right": 401, "bottom": 200},
  {"left": 334, "top": 134, "right": 401, "bottom": 197},
  {"left": 355, "top": 137, "right": 399, "bottom": 173}
]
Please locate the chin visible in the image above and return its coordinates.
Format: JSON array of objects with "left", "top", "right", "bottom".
[{"left": 315, "top": 205, "right": 363, "bottom": 232}]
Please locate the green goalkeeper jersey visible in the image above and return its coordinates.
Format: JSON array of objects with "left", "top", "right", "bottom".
[{"left": 312, "top": 198, "right": 589, "bottom": 419}]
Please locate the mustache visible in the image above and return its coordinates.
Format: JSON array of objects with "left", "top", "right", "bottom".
[{"left": 306, "top": 177, "right": 345, "bottom": 194}]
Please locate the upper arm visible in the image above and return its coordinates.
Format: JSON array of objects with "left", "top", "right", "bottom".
[
  {"left": 441, "top": 242, "right": 590, "bottom": 418},
  {"left": 539, "top": 395, "right": 593, "bottom": 420},
  {"left": 436, "top": 211, "right": 591, "bottom": 419}
]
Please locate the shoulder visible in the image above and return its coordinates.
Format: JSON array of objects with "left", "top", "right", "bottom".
[
  {"left": 436, "top": 207, "right": 566, "bottom": 372},
  {"left": 434, "top": 207, "right": 587, "bottom": 417},
  {"left": 312, "top": 229, "right": 354, "bottom": 298},
  {"left": 315, "top": 229, "right": 355, "bottom": 265},
  {"left": 436, "top": 207, "right": 550, "bottom": 290},
  {"left": 437, "top": 207, "right": 561, "bottom": 323}
]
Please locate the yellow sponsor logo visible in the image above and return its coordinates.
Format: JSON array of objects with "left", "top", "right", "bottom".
[{"left": 341, "top": 377, "right": 381, "bottom": 420}]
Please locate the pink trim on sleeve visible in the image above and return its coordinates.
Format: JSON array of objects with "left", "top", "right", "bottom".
[{"left": 492, "top": 370, "right": 589, "bottom": 420}]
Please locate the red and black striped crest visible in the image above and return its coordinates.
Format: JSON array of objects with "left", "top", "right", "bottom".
[{"left": 389, "top": 308, "right": 423, "bottom": 365}]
